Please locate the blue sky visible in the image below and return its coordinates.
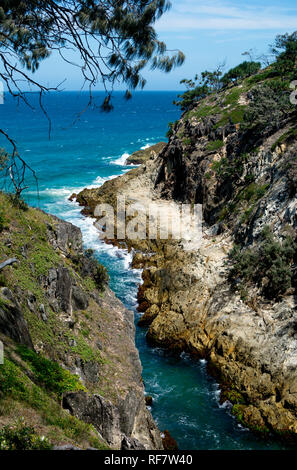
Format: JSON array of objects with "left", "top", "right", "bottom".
[{"left": 30, "top": 0, "right": 297, "bottom": 91}]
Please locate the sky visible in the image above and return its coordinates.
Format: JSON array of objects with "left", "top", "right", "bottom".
[{"left": 18, "top": 0, "right": 297, "bottom": 91}]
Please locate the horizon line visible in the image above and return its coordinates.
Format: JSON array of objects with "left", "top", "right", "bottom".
[{"left": 6, "top": 89, "right": 181, "bottom": 94}]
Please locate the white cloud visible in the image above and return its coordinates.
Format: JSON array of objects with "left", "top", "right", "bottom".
[{"left": 156, "top": 0, "right": 297, "bottom": 31}]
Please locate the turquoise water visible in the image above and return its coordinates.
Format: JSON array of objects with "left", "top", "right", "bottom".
[{"left": 0, "top": 92, "right": 292, "bottom": 450}]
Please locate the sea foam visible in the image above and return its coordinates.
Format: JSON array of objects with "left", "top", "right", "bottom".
[{"left": 111, "top": 153, "right": 130, "bottom": 165}]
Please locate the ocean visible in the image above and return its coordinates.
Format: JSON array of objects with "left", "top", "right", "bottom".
[{"left": 0, "top": 91, "right": 289, "bottom": 449}]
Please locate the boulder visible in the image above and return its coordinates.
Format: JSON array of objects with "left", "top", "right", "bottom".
[
  {"left": 63, "top": 391, "right": 121, "bottom": 448},
  {"left": 121, "top": 436, "right": 145, "bottom": 450}
]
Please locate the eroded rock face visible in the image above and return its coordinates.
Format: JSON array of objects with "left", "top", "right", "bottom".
[
  {"left": 0, "top": 288, "right": 33, "bottom": 349},
  {"left": 62, "top": 389, "right": 162, "bottom": 450},
  {"left": 47, "top": 217, "right": 83, "bottom": 255},
  {"left": 63, "top": 391, "right": 122, "bottom": 447}
]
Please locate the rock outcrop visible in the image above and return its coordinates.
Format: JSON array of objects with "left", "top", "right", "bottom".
[
  {"left": 0, "top": 287, "right": 33, "bottom": 349},
  {"left": 126, "top": 142, "right": 167, "bottom": 165}
]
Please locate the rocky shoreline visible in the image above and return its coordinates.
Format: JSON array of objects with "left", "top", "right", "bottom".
[
  {"left": 125, "top": 142, "right": 167, "bottom": 165},
  {"left": 75, "top": 75, "right": 297, "bottom": 440}
]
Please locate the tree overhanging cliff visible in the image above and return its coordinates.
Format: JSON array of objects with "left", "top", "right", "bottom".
[{"left": 0, "top": 0, "right": 184, "bottom": 198}]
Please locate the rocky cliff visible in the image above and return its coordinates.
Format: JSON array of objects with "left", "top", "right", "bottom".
[
  {"left": 76, "top": 70, "right": 297, "bottom": 439},
  {"left": 0, "top": 193, "right": 162, "bottom": 450},
  {"left": 126, "top": 142, "right": 167, "bottom": 165}
]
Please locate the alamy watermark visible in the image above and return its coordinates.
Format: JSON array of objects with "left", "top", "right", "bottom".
[
  {"left": 0, "top": 81, "right": 3, "bottom": 105},
  {"left": 290, "top": 80, "right": 297, "bottom": 105},
  {"left": 0, "top": 340, "right": 3, "bottom": 365},
  {"left": 94, "top": 196, "right": 203, "bottom": 251}
]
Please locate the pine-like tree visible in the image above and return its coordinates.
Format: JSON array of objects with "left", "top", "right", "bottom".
[{"left": 0, "top": 1, "right": 185, "bottom": 194}]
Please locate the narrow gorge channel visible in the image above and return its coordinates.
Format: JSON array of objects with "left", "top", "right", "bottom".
[{"left": 44, "top": 193, "right": 287, "bottom": 450}]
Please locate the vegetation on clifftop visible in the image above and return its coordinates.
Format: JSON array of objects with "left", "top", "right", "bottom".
[
  {"left": 228, "top": 228, "right": 296, "bottom": 300},
  {"left": 174, "top": 32, "right": 297, "bottom": 114}
]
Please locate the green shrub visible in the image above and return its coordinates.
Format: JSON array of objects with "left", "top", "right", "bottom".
[
  {"left": 183, "top": 137, "right": 192, "bottom": 146},
  {"left": 72, "top": 249, "right": 109, "bottom": 292},
  {"left": 16, "top": 345, "right": 85, "bottom": 397},
  {"left": 93, "top": 263, "right": 109, "bottom": 291},
  {"left": 166, "top": 121, "right": 176, "bottom": 139},
  {"left": 7, "top": 194, "right": 28, "bottom": 211},
  {"left": 223, "top": 88, "right": 241, "bottom": 106},
  {"left": 0, "top": 211, "right": 5, "bottom": 232},
  {"left": 271, "top": 32, "right": 297, "bottom": 78},
  {"left": 285, "top": 153, "right": 297, "bottom": 197},
  {"left": 214, "top": 105, "right": 246, "bottom": 129},
  {"left": 228, "top": 227, "right": 296, "bottom": 300},
  {"left": 221, "top": 61, "right": 261, "bottom": 86},
  {"left": 238, "top": 183, "right": 269, "bottom": 203},
  {"left": 187, "top": 104, "right": 220, "bottom": 121},
  {"left": 81, "top": 328, "right": 90, "bottom": 338},
  {"left": 212, "top": 153, "right": 249, "bottom": 180},
  {"left": 231, "top": 404, "right": 246, "bottom": 425},
  {"left": 0, "top": 420, "right": 52, "bottom": 450},
  {"left": 0, "top": 359, "right": 107, "bottom": 448},
  {"left": 206, "top": 140, "right": 224, "bottom": 152},
  {"left": 0, "top": 359, "right": 29, "bottom": 398},
  {"left": 0, "top": 273, "right": 6, "bottom": 286},
  {"left": 223, "top": 385, "right": 246, "bottom": 405},
  {"left": 245, "top": 69, "right": 277, "bottom": 85},
  {"left": 240, "top": 206, "right": 255, "bottom": 224},
  {"left": 174, "top": 84, "right": 209, "bottom": 111},
  {"left": 243, "top": 84, "right": 293, "bottom": 133}
]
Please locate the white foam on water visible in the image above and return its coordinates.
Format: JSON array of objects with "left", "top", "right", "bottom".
[
  {"left": 62, "top": 193, "right": 144, "bottom": 288},
  {"left": 93, "top": 175, "right": 118, "bottom": 186},
  {"left": 65, "top": 206, "right": 104, "bottom": 252},
  {"left": 180, "top": 352, "right": 190, "bottom": 360},
  {"left": 132, "top": 268, "right": 143, "bottom": 280},
  {"left": 214, "top": 388, "right": 221, "bottom": 402},
  {"left": 26, "top": 187, "right": 73, "bottom": 198},
  {"left": 122, "top": 251, "right": 133, "bottom": 270},
  {"left": 124, "top": 292, "right": 139, "bottom": 306},
  {"left": 110, "top": 152, "right": 130, "bottom": 165},
  {"left": 60, "top": 185, "right": 144, "bottom": 287},
  {"left": 109, "top": 141, "right": 156, "bottom": 166},
  {"left": 26, "top": 172, "right": 119, "bottom": 201},
  {"left": 219, "top": 400, "right": 232, "bottom": 410}
]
